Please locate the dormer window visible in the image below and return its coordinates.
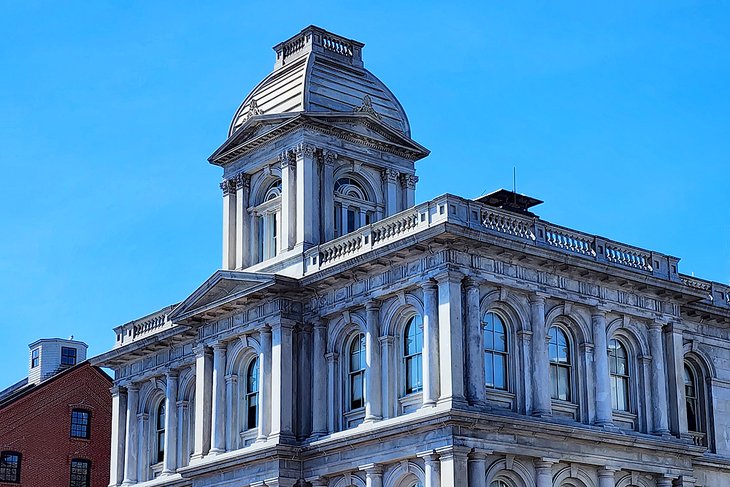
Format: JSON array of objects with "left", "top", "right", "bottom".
[
  {"left": 254, "top": 180, "right": 282, "bottom": 262},
  {"left": 334, "top": 177, "right": 376, "bottom": 237},
  {"left": 61, "top": 347, "right": 77, "bottom": 366},
  {"left": 31, "top": 348, "right": 39, "bottom": 368}
]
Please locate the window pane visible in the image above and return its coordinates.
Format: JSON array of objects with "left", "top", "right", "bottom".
[
  {"left": 558, "top": 366, "right": 570, "bottom": 401},
  {"left": 0, "top": 452, "right": 21, "bottom": 483},
  {"left": 550, "top": 364, "right": 559, "bottom": 399},
  {"left": 495, "top": 330, "right": 507, "bottom": 353},
  {"left": 351, "top": 372, "right": 363, "bottom": 409},
  {"left": 494, "top": 354, "right": 506, "bottom": 390},
  {"left": 70, "top": 459, "right": 90, "bottom": 487},
  {"left": 485, "top": 352, "right": 494, "bottom": 387},
  {"left": 71, "top": 409, "right": 90, "bottom": 439}
]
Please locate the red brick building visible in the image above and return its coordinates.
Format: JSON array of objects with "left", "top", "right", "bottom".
[{"left": 0, "top": 339, "right": 112, "bottom": 487}]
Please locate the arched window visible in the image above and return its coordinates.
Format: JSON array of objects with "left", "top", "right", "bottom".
[
  {"left": 404, "top": 315, "right": 423, "bottom": 394},
  {"left": 348, "top": 334, "right": 366, "bottom": 411},
  {"left": 609, "top": 339, "right": 630, "bottom": 411},
  {"left": 684, "top": 364, "right": 700, "bottom": 432},
  {"left": 255, "top": 179, "right": 282, "bottom": 262},
  {"left": 334, "top": 177, "right": 376, "bottom": 237},
  {"left": 245, "top": 358, "right": 260, "bottom": 430},
  {"left": 155, "top": 401, "right": 165, "bottom": 464},
  {"left": 483, "top": 311, "right": 508, "bottom": 390},
  {"left": 548, "top": 326, "right": 572, "bottom": 401}
]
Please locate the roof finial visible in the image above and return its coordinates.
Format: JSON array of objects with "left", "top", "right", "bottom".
[{"left": 354, "top": 94, "right": 381, "bottom": 120}]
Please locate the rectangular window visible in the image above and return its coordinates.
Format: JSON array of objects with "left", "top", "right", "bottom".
[
  {"left": 31, "top": 349, "right": 39, "bottom": 368},
  {"left": 61, "top": 347, "right": 77, "bottom": 366},
  {"left": 71, "top": 409, "right": 91, "bottom": 439},
  {"left": 69, "top": 459, "right": 91, "bottom": 487},
  {"left": 0, "top": 451, "right": 21, "bottom": 483}
]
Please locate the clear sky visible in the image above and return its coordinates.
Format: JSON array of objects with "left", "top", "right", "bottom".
[{"left": 1, "top": 1, "right": 729, "bottom": 385}]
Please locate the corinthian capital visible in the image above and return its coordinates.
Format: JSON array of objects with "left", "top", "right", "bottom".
[
  {"left": 401, "top": 173, "right": 419, "bottom": 189},
  {"left": 233, "top": 172, "right": 251, "bottom": 190},
  {"left": 382, "top": 168, "right": 399, "bottom": 183},
  {"left": 279, "top": 150, "right": 296, "bottom": 169},
  {"left": 293, "top": 143, "right": 316, "bottom": 159},
  {"left": 219, "top": 179, "right": 235, "bottom": 195}
]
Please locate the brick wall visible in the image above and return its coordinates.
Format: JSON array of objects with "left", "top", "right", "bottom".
[{"left": 0, "top": 362, "right": 112, "bottom": 487}]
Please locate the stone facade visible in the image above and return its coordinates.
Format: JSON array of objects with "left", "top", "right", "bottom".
[{"left": 94, "top": 26, "right": 730, "bottom": 487}]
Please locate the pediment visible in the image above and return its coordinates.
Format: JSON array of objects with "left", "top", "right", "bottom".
[
  {"left": 208, "top": 112, "right": 429, "bottom": 166},
  {"left": 169, "top": 270, "right": 297, "bottom": 322}
]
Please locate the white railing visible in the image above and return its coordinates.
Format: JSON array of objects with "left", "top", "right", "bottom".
[
  {"left": 605, "top": 243, "right": 653, "bottom": 271},
  {"left": 481, "top": 208, "right": 535, "bottom": 240},
  {"left": 115, "top": 306, "right": 176, "bottom": 348},
  {"left": 282, "top": 35, "right": 307, "bottom": 59},
  {"left": 322, "top": 33, "right": 353, "bottom": 57},
  {"left": 545, "top": 226, "right": 596, "bottom": 257}
]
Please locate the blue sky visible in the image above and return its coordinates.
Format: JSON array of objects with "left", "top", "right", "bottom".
[{"left": 1, "top": 1, "right": 728, "bottom": 384}]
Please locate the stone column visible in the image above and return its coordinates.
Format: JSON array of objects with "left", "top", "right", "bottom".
[
  {"left": 464, "top": 278, "right": 485, "bottom": 406},
  {"left": 192, "top": 345, "right": 213, "bottom": 462},
  {"left": 210, "top": 343, "right": 227, "bottom": 454},
  {"left": 597, "top": 467, "right": 616, "bottom": 487},
  {"left": 176, "top": 401, "right": 188, "bottom": 468},
  {"left": 280, "top": 150, "right": 297, "bottom": 252},
  {"left": 656, "top": 476, "right": 675, "bottom": 487},
  {"left": 360, "top": 464, "right": 383, "bottom": 487},
  {"left": 136, "top": 413, "right": 149, "bottom": 481},
  {"left": 592, "top": 308, "right": 613, "bottom": 426},
  {"left": 109, "top": 386, "right": 127, "bottom": 486},
  {"left": 664, "top": 322, "right": 688, "bottom": 437},
  {"left": 295, "top": 144, "right": 320, "bottom": 247},
  {"left": 122, "top": 385, "right": 139, "bottom": 485},
  {"left": 221, "top": 179, "right": 236, "bottom": 270},
  {"left": 401, "top": 174, "right": 418, "bottom": 209},
  {"left": 249, "top": 211, "right": 259, "bottom": 264},
  {"left": 311, "top": 322, "right": 328, "bottom": 437},
  {"left": 648, "top": 321, "right": 670, "bottom": 435},
  {"left": 437, "top": 446, "right": 469, "bottom": 486},
  {"left": 271, "top": 321, "right": 294, "bottom": 439},
  {"left": 421, "top": 280, "right": 440, "bottom": 407},
  {"left": 379, "top": 335, "right": 395, "bottom": 419},
  {"left": 258, "top": 325, "right": 273, "bottom": 441},
  {"left": 534, "top": 459, "right": 555, "bottom": 487},
  {"left": 365, "top": 301, "right": 382, "bottom": 422},
  {"left": 234, "top": 173, "right": 250, "bottom": 269},
  {"left": 436, "top": 272, "right": 466, "bottom": 405},
  {"left": 382, "top": 168, "right": 399, "bottom": 216},
  {"left": 467, "top": 450, "right": 488, "bottom": 487},
  {"left": 163, "top": 371, "right": 179, "bottom": 474},
  {"left": 225, "top": 374, "right": 238, "bottom": 450},
  {"left": 322, "top": 150, "right": 336, "bottom": 242},
  {"left": 518, "top": 330, "right": 534, "bottom": 415},
  {"left": 419, "top": 452, "right": 441, "bottom": 487},
  {"left": 530, "top": 295, "right": 551, "bottom": 417},
  {"left": 326, "top": 352, "right": 338, "bottom": 433}
]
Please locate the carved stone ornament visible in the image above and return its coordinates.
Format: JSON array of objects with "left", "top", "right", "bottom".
[
  {"left": 321, "top": 149, "right": 338, "bottom": 166},
  {"left": 293, "top": 143, "right": 317, "bottom": 159},
  {"left": 233, "top": 172, "right": 251, "bottom": 190},
  {"left": 241, "top": 98, "right": 263, "bottom": 124},
  {"left": 219, "top": 179, "right": 235, "bottom": 195},
  {"left": 382, "top": 168, "right": 399, "bottom": 183},
  {"left": 401, "top": 174, "right": 419, "bottom": 189},
  {"left": 354, "top": 94, "right": 382, "bottom": 120},
  {"left": 280, "top": 150, "right": 297, "bottom": 169}
]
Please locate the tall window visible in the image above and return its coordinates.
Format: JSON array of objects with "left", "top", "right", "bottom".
[
  {"left": 255, "top": 180, "right": 282, "bottom": 261},
  {"left": 608, "top": 339, "right": 630, "bottom": 411},
  {"left": 156, "top": 402, "right": 165, "bottom": 463},
  {"left": 0, "top": 452, "right": 21, "bottom": 483},
  {"left": 404, "top": 315, "right": 423, "bottom": 394},
  {"left": 246, "top": 358, "right": 259, "bottom": 430},
  {"left": 69, "top": 459, "right": 91, "bottom": 487},
  {"left": 483, "top": 312, "right": 508, "bottom": 390},
  {"left": 71, "top": 409, "right": 91, "bottom": 439},
  {"left": 334, "top": 177, "right": 375, "bottom": 237},
  {"left": 684, "top": 364, "right": 700, "bottom": 432},
  {"left": 31, "top": 348, "right": 39, "bottom": 368},
  {"left": 548, "top": 326, "right": 572, "bottom": 401},
  {"left": 348, "top": 334, "right": 366, "bottom": 410},
  {"left": 61, "top": 347, "right": 77, "bottom": 366}
]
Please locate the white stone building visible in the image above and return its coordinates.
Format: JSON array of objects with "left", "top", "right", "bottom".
[{"left": 94, "top": 26, "right": 730, "bottom": 487}]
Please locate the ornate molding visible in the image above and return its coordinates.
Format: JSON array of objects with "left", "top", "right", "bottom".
[
  {"left": 240, "top": 98, "right": 263, "bottom": 124},
  {"left": 321, "top": 149, "right": 338, "bottom": 167},
  {"left": 401, "top": 174, "right": 419, "bottom": 189},
  {"left": 381, "top": 168, "right": 399, "bottom": 183},
  {"left": 233, "top": 172, "right": 251, "bottom": 191},
  {"left": 354, "top": 94, "right": 382, "bottom": 120},
  {"left": 293, "top": 143, "right": 317, "bottom": 159},
  {"left": 279, "top": 149, "right": 296, "bottom": 169},
  {"left": 219, "top": 179, "right": 235, "bottom": 196}
]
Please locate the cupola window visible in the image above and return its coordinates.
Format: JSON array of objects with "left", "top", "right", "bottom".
[
  {"left": 254, "top": 180, "right": 282, "bottom": 262},
  {"left": 334, "top": 177, "right": 376, "bottom": 237}
]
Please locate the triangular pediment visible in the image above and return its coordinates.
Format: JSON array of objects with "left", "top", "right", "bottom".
[
  {"left": 208, "top": 112, "right": 429, "bottom": 166},
  {"left": 169, "top": 270, "right": 297, "bottom": 322}
]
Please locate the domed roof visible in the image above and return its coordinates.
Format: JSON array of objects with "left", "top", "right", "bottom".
[{"left": 228, "top": 26, "right": 411, "bottom": 138}]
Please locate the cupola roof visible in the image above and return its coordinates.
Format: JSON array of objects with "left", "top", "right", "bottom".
[{"left": 228, "top": 25, "right": 411, "bottom": 138}]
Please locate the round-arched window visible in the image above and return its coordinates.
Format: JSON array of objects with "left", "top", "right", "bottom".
[
  {"left": 348, "top": 334, "right": 366, "bottom": 411},
  {"left": 245, "top": 358, "right": 259, "bottom": 430},
  {"left": 483, "top": 311, "right": 508, "bottom": 390},
  {"left": 156, "top": 401, "right": 166, "bottom": 463},
  {"left": 684, "top": 364, "right": 699, "bottom": 432},
  {"left": 334, "top": 177, "right": 376, "bottom": 237},
  {"left": 548, "top": 326, "right": 572, "bottom": 401},
  {"left": 404, "top": 315, "right": 423, "bottom": 394},
  {"left": 608, "top": 339, "right": 630, "bottom": 411}
]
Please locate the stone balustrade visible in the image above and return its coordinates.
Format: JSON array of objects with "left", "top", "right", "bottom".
[
  {"left": 680, "top": 275, "right": 730, "bottom": 309},
  {"left": 113, "top": 305, "right": 177, "bottom": 348}
]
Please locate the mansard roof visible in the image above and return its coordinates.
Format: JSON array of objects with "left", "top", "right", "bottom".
[{"left": 227, "top": 26, "right": 412, "bottom": 139}]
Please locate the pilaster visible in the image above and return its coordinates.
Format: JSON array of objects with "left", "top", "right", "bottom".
[
  {"left": 664, "top": 322, "right": 688, "bottom": 437},
  {"left": 321, "top": 150, "right": 337, "bottom": 242},
  {"left": 648, "top": 321, "right": 671, "bottom": 435},
  {"left": 530, "top": 294, "right": 551, "bottom": 417},
  {"left": 464, "top": 277, "right": 486, "bottom": 406},
  {"left": 234, "top": 173, "right": 251, "bottom": 268},
  {"left": 210, "top": 343, "right": 227, "bottom": 454},
  {"left": 436, "top": 446, "right": 469, "bottom": 486},
  {"left": 162, "top": 371, "right": 179, "bottom": 474},
  {"left": 421, "top": 280, "right": 440, "bottom": 407},
  {"left": 534, "top": 458, "right": 557, "bottom": 487},
  {"left": 382, "top": 168, "right": 399, "bottom": 216},
  {"left": 311, "top": 322, "right": 328, "bottom": 437},
  {"left": 364, "top": 301, "right": 382, "bottom": 422},
  {"left": 280, "top": 150, "right": 297, "bottom": 251},
  {"left": 592, "top": 307, "right": 613, "bottom": 426},
  {"left": 121, "top": 385, "right": 139, "bottom": 485},
  {"left": 258, "top": 325, "right": 273, "bottom": 441},
  {"left": 191, "top": 345, "right": 213, "bottom": 462},
  {"left": 435, "top": 271, "right": 466, "bottom": 406},
  {"left": 359, "top": 464, "right": 384, "bottom": 487},
  {"left": 418, "top": 451, "right": 441, "bottom": 487},
  {"left": 294, "top": 144, "right": 320, "bottom": 247},
  {"left": 109, "top": 386, "right": 127, "bottom": 487},
  {"left": 221, "top": 179, "right": 237, "bottom": 270},
  {"left": 270, "top": 320, "right": 295, "bottom": 439}
]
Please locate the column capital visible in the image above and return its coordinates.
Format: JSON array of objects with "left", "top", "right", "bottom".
[
  {"left": 534, "top": 457, "right": 558, "bottom": 469},
  {"left": 591, "top": 305, "right": 611, "bottom": 317},
  {"left": 432, "top": 269, "right": 465, "bottom": 284},
  {"left": 321, "top": 149, "right": 338, "bottom": 166},
  {"left": 110, "top": 385, "right": 126, "bottom": 396},
  {"left": 176, "top": 400, "right": 189, "bottom": 408},
  {"left": 417, "top": 450, "right": 440, "bottom": 464},
  {"left": 136, "top": 412, "right": 149, "bottom": 421},
  {"left": 365, "top": 299, "right": 381, "bottom": 312},
  {"left": 166, "top": 369, "right": 180, "bottom": 380},
  {"left": 664, "top": 320, "right": 685, "bottom": 334},
  {"left": 381, "top": 167, "right": 399, "bottom": 183},
  {"left": 325, "top": 352, "right": 338, "bottom": 363},
  {"left": 378, "top": 335, "right": 395, "bottom": 345},
  {"left": 467, "top": 448, "right": 492, "bottom": 460},
  {"left": 649, "top": 319, "right": 668, "bottom": 331},
  {"left": 212, "top": 342, "right": 227, "bottom": 352},
  {"left": 259, "top": 324, "right": 273, "bottom": 336},
  {"left": 126, "top": 384, "right": 140, "bottom": 394},
  {"left": 358, "top": 463, "right": 384, "bottom": 475},
  {"left": 597, "top": 466, "right": 620, "bottom": 477},
  {"left": 400, "top": 173, "right": 419, "bottom": 189},
  {"left": 462, "top": 276, "right": 480, "bottom": 290},
  {"left": 233, "top": 172, "right": 251, "bottom": 190},
  {"left": 434, "top": 445, "right": 471, "bottom": 460},
  {"left": 293, "top": 142, "right": 317, "bottom": 159},
  {"left": 529, "top": 293, "right": 548, "bottom": 305},
  {"left": 420, "top": 279, "right": 438, "bottom": 292},
  {"left": 219, "top": 179, "right": 235, "bottom": 196},
  {"left": 192, "top": 344, "right": 211, "bottom": 357},
  {"left": 225, "top": 374, "right": 238, "bottom": 384},
  {"left": 279, "top": 149, "right": 297, "bottom": 168}
]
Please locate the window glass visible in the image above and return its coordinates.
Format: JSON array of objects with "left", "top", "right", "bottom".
[
  {"left": 548, "top": 326, "right": 572, "bottom": 401},
  {"left": 69, "top": 459, "right": 91, "bottom": 487},
  {"left": 334, "top": 177, "right": 375, "bottom": 237},
  {"left": 61, "top": 347, "right": 77, "bottom": 366},
  {"left": 246, "top": 358, "right": 260, "bottom": 430},
  {"left": 349, "top": 334, "right": 366, "bottom": 410},
  {"left": 0, "top": 452, "right": 21, "bottom": 483},
  {"left": 483, "top": 312, "right": 509, "bottom": 390},
  {"left": 31, "top": 349, "right": 39, "bottom": 368},
  {"left": 71, "top": 409, "right": 91, "bottom": 439},
  {"left": 404, "top": 315, "right": 423, "bottom": 394},
  {"left": 684, "top": 364, "right": 699, "bottom": 432},
  {"left": 156, "top": 401, "right": 165, "bottom": 463},
  {"left": 608, "top": 339, "right": 630, "bottom": 411}
]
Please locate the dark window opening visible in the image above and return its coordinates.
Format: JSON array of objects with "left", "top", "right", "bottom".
[
  {"left": 69, "top": 459, "right": 91, "bottom": 487},
  {"left": 71, "top": 409, "right": 91, "bottom": 439},
  {"left": 0, "top": 451, "right": 21, "bottom": 483},
  {"left": 61, "top": 347, "right": 77, "bottom": 366}
]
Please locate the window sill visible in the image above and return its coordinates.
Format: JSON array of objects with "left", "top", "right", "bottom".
[
  {"left": 551, "top": 399, "right": 579, "bottom": 420},
  {"left": 399, "top": 392, "right": 423, "bottom": 414},
  {"left": 344, "top": 407, "right": 365, "bottom": 429},
  {"left": 486, "top": 388, "right": 514, "bottom": 410},
  {"left": 612, "top": 410, "right": 638, "bottom": 430},
  {"left": 239, "top": 428, "right": 258, "bottom": 448}
]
